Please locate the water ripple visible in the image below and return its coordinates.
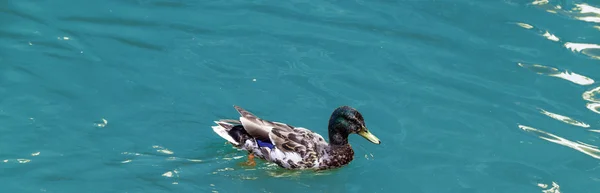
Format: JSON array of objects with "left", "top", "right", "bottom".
[
  {"left": 538, "top": 182, "right": 561, "bottom": 193},
  {"left": 98, "top": 34, "right": 164, "bottom": 51},
  {"left": 515, "top": 22, "right": 561, "bottom": 42},
  {"left": 538, "top": 108, "right": 590, "bottom": 128},
  {"left": 519, "top": 125, "right": 600, "bottom": 159},
  {"left": 517, "top": 62, "right": 594, "bottom": 85},
  {"left": 564, "top": 42, "right": 600, "bottom": 60},
  {"left": 528, "top": 1, "right": 600, "bottom": 60},
  {"left": 124, "top": 0, "right": 191, "bottom": 8},
  {"left": 585, "top": 103, "right": 600, "bottom": 114},
  {"left": 0, "top": 3, "right": 46, "bottom": 25},
  {"left": 582, "top": 86, "right": 600, "bottom": 103},
  {"left": 60, "top": 16, "right": 158, "bottom": 27}
]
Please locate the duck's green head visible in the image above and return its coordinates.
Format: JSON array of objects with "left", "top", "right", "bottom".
[{"left": 328, "top": 106, "right": 381, "bottom": 145}]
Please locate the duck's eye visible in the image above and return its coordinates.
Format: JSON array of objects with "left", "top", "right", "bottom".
[{"left": 349, "top": 117, "right": 361, "bottom": 125}]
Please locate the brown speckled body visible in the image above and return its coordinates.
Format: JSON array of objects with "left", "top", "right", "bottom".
[{"left": 318, "top": 144, "right": 354, "bottom": 170}]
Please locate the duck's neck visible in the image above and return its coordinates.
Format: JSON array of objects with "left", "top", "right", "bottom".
[
  {"left": 328, "top": 122, "right": 349, "bottom": 146},
  {"left": 320, "top": 124, "right": 354, "bottom": 169},
  {"left": 328, "top": 131, "right": 349, "bottom": 146}
]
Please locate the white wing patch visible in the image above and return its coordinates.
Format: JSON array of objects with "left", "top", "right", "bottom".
[
  {"left": 270, "top": 148, "right": 303, "bottom": 166},
  {"left": 211, "top": 124, "right": 238, "bottom": 145}
]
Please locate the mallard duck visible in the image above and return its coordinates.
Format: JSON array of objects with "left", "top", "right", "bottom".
[{"left": 211, "top": 105, "right": 381, "bottom": 170}]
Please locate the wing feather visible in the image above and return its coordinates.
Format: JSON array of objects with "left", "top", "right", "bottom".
[
  {"left": 232, "top": 105, "right": 329, "bottom": 168},
  {"left": 268, "top": 127, "right": 328, "bottom": 168},
  {"left": 234, "top": 105, "right": 295, "bottom": 142}
]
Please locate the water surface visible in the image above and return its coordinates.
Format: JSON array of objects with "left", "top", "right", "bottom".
[{"left": 2, "top": 0, "right": 600, "bottom": 192}]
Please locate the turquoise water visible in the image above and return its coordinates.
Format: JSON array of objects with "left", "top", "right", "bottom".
[{"left": 2, "top": 0, "right": 600, "bottom": 192}]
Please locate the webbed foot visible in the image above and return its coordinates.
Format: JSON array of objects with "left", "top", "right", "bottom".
[{"left": 238, "top": 153, "right": 256, "bottom": 167}]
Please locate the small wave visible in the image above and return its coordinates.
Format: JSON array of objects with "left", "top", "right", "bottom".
[
  {"left": 517, "top": 63, "right": 594, "bottom": 85},
  {"left": 520, "top": 2, "right": 600, "bottom": 60},
  {"left": 538, "top": 108, "right": 590, "bottom": 128},
  {"left": 582, "top": 86, "right": 600, "bottom": 103},
  {"left": 518, "top": 125, "right": 600, "bottom": 159}
]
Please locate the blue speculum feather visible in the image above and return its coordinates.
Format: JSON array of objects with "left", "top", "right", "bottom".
[{"left": 256, "top": 139, "right": 275, "bottom": 149}]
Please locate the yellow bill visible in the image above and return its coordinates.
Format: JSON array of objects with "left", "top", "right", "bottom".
[{"left": 357, "top": 128, "right": 381, "bottom": 144}]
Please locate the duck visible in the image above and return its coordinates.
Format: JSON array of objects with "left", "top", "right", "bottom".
[{"left": 211, "top": 105, "right": 381, "bottom": 170}]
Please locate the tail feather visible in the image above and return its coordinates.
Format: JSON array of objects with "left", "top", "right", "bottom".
[
  {"left": 234, "top": 105, "right": 258, "bottom": 118},
  {"left": 212, "top": 121, "right": 253, "bottom": 147},
  {"left": 215, "top": 121, "right": 234, "bottom": 130},
  {"left": 211, "top": 106, "right": 262, "bottom": 147},
  {"left": 212, "top": 121, "right": 239, "bottom": 145},
  {"left": 227, "top": 125, "right": 251, "bottom": 144}
]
